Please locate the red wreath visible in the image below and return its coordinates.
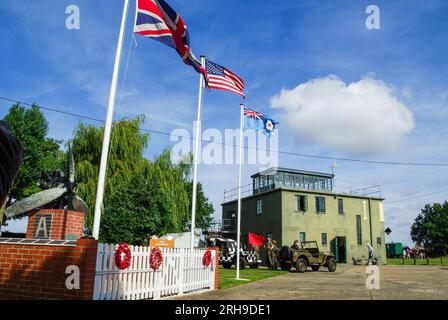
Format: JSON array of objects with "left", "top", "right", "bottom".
[
  {"left": 202, "top": 249, "right": 212, "bottom": 268},
  {"left": 115, "top": 243, "right": 132, "bottom": 270},
  {"left": 150, "top": 247, "right": 163, "bottom": 271}
]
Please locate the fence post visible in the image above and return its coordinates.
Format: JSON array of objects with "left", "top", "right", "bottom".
[
  {"left": 178, "top": 248, "right": 184, "bottom": 295},
  {"left": 154, "top": 270, "right": 161, "bottom": 300},
  {"left": 441, "top": 257, "right": 443, "bottom": 266},
  {"left": 93, "top": 243, "right": 103, "bottom": 300},
  {"left": 427, "top": 258, "right": 429, "bottom": 265},
  {"left": 209, "top": 250, "right": 215, "bottom": 290},
  {"left": 414, "top": 257, "right": 416, "bottom": 265}
]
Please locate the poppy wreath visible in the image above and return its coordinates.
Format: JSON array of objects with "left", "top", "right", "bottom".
[
  {"left": 202, "top": 249, "right": 212, "bottom": 268},
  {"left": 150, "top": 247, "right": 163, "bottom": 271},
  {"left": 115, "top": 243, "right": 132, "bottom": 270}
]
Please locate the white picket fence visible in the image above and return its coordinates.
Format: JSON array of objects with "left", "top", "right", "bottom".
[{"left": 93, "top": 244, "right": 216, "bottom": 300}]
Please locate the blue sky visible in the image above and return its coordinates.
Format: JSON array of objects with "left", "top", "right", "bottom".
[{"left": 1, "top": 0, "right": 447, "bottom": 246}]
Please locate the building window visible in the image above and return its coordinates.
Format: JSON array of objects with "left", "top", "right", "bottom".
[
  {"left": 377, "top": 237, "right": 382, "bottom": 246},
  {"left": 356, "top": 215, "right": 362, "bottom": 245},
  {"left": 296, "top": 195, "right": 308, "bottom": 212},
  {"left": 338, "top": 198, "right": 344, "bottom": 214},
  {"left": 315, "top": 196, "right": 326, "bottom": 213},
  {"left": 256, "top": 199, "right": 262, "bottom": 215},
  {"left": 299, "top": 232, "right": 306, "bottom": 242},
  {"left": 321, "top": 233, "right": 327, "bottom": 246}
]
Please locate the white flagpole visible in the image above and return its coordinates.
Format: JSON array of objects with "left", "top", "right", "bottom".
[
  {"left": 190, "top": 55, "right": 206, "bottom": 251},
  {"left": 92, "top": 0, "right": 129, "bottom": 239},
  {"left": 236, "top": 103, "right": 244, "bottom": 279}
]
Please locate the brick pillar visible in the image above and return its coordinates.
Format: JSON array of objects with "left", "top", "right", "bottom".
[
  {"left": 76, "top": 238, "right": 98, "bottom": 300},
  {"left": 26, "top": 209, "right": 85, "bottom": 240}
]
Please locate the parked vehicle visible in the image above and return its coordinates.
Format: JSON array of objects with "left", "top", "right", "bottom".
[
  {"left": 277, "top": 241, "right": 337, "bottom": 273},
  {"left": 213, "top": 238, "right": 261, "bottom": 269},
  {"left": 386, "top": 242, "right": 403, "bottom": 258}
]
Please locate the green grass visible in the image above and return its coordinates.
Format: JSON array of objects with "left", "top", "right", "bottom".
[
  {"left": 218, "top": 266, "right": 288, "bottom": 289},
  {"left": 386, "top": 257, "right": 448, "bottom": 266}
]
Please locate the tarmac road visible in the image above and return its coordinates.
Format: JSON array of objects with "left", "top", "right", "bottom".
[{"left": 171, "top": 264, "right": 448, "bottom": 300}]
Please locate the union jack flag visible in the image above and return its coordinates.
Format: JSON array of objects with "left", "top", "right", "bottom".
[
  {"left": 244, "top": 107, "right": 263, "bottom": 121},
  {"left": 134, "top": 0, "right": 207, "bottom": 77},
  {"left": 243, "top": 107, "right": 264, "bottom": 130},
  {"left": 206, "top": 59, "right": 245, "bottom": 98}
]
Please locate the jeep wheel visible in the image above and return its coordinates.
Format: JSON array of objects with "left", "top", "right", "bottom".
[
  {"left": 223, "top": 262, "right": 232, "bottom": 269},
  {"left": 279, "top": 246, "right": 292, "bottom": 261},
  {"left": 249, "top": 263, "right": 259, "bottom": 269},
  {"left": 327, "top": 257, "right": 337, "bottom": 272},
  {"left": 296, "top": 258, "right": 307, "bottom": 273},
  {"left": 311, "top": 265, "right": 320, "bottom": 272},
  {"left": 280, "top": 263, "right": 292, "bottom": 271}
]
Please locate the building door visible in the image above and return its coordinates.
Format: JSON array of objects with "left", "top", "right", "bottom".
[{"left": 331, "top": 237, "right": 347, "bottom": 263}]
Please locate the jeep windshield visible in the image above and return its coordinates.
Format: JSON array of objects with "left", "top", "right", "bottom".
[{"left": 300, "top": 241, "right": 319, "bottom": 249}]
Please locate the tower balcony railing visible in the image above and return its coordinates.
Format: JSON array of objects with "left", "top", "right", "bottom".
[{"left": 223, "top": 180, "right": 381, "bottom": 203}]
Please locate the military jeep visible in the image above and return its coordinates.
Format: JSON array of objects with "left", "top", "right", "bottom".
[{"left": 277, "top": 241, "right": 337, "bottom": 273}]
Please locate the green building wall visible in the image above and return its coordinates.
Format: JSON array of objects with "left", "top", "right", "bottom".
[{"left": 222, "top": 188, "right": 386, "bottom": 265}]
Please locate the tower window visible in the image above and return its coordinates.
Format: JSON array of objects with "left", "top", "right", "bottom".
[
  {"left": 316, "top": 196, "right": 326, "bottom": 213},
  {"left": 296, "top": 195, "right": 308, "bottom": 212},
  {"left": 338, "top": 198, "right": 344, "bottom": 214},
  {"left": 256, "top": 199, "right": 262, "bottom": 215},
  {"left": 356, "top": 215, "right": 362, "bottom": 245}
]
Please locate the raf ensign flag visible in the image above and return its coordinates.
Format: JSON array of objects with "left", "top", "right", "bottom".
[
  {"left": 243, "top": 106, "right": 278, "bottom": 137},
  {"left": 134, "top": 0, "right": 207, "bottom": 77},
  {"left": 205, "top": 59, "right": 245, "bottom": 98}
]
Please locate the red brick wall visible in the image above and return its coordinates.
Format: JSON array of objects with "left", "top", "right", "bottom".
[
  {"left": 0, "top": 238, "right": 98, "bottom": 300},
  {"left": 26, "top": 209, "right": 85, "bottom": 240}
]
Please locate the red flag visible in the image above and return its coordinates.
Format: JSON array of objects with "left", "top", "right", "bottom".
[{"left": 248, "top": 232, "right": 265, "bottom": 247}]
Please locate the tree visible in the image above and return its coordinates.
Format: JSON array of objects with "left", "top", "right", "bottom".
[
  {"left": 71, "top": 116, "right": 149, "bottom": 229},
  {"left": 150, "top": 148, "right": 191, "bottom": 234},
  {"left": 71, "top": 116, "right": 214, "bottom": 243},
  {"left": 100, "top": 172, "right": 162, "bottom": 245},
  {"left": 185, "top": 182, "right": 214, "bottom": 230},
  {"left": 2, "top": 104, "right": 63, "bottom": 203},
  {"left": 410, "top": 201, "right": 448, "bottom": 257}
]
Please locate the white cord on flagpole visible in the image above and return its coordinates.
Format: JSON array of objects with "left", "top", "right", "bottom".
[
  {"left": 132, "top": 0, "right": 139, "bottom": 48},
  {"left": 236, "top": 103, "right": 244, "bottom": 280},
  {"left": 92, "top": 0, "right": 130, "bottom": 239},
  {"left": 116, "top": 34, "right": 136, "bottom": 112},
  {"left": 190, "top": 56, "right": 205, "bottom": 251}
]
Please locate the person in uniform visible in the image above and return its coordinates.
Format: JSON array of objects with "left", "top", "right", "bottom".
[
  {"left": 264, "top": 237, "right": 273, "bottom": 269},
  {"left": 291, "top": 240, "right": 301, "bottom": 250},
  {"left": 270, "top": 240, "right": 279, "bottom": 270}
]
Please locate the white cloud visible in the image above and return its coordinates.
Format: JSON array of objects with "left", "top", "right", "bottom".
[{"left": 270, "top": 75, "right": 415, "bottom": 154}]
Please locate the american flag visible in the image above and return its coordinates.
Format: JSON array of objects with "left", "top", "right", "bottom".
[
  {"left": 205, "top": 59, "right": 245, "bottom": 98},
  {"left": 134, "top": 0, "right": 206, "bottom": 77}
]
